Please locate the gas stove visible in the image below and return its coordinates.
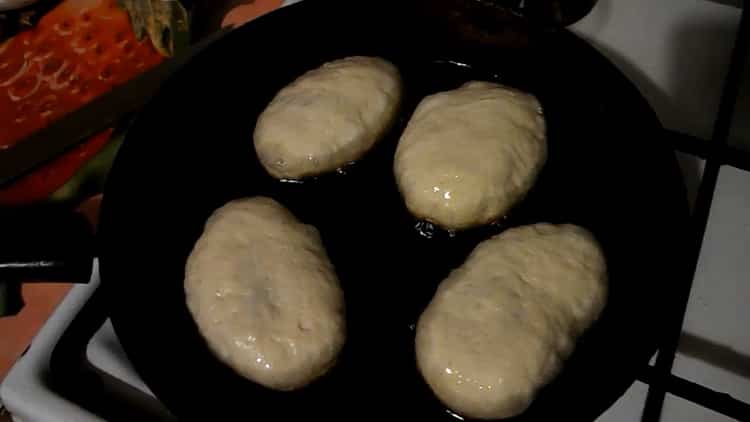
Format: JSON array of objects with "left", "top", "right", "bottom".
[{"left": 3, "top": 0, "right": 750, "bottom": 421}]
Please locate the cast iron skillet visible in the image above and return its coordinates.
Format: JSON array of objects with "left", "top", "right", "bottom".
[{"left": 98, "top": 0, "right": 690, "bottom": 420}]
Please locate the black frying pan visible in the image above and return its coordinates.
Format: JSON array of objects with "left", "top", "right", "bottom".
[{"left": 5, "top": 0, "right": 691, "bottom": 420}]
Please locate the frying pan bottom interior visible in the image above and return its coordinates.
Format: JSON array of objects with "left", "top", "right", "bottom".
[{"left": 99, "top": 1, "right": 690, "bottom": 420}]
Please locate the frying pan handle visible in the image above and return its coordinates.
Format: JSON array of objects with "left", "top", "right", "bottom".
[{"left": 0, "top": 208, "right": 94, "bottom": 285}]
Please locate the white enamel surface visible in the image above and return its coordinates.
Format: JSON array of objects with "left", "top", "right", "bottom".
[
  {"left": 661, "top": 394, "right": 738, "bottom": 422},
  {"left": 673, "top": 165, "right": 750, "bottom": 404},
  {"left": 87, "top": 320, "right": 153, "bottom": 396},
  {"left": 595, "top": 381, "right": 650, "bottom": 422},
  {"left": 0, "top": 264, "right": 103, "bottom": 422},
  {"left": 572, "top": 0, "right": 741, "bottom": 141}
]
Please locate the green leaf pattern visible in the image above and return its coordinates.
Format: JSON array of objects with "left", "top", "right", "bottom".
[{"left": 120, "top": 0, "right": 190, "bottom": 56}]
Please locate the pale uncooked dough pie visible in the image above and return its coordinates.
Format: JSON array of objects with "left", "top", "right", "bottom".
[
  {"left": 254, "top": 56, "right": 402, "bottom": 180},
  {"left": 394, "top": 81, "right": 546, "bottom": 231},
  {"left": 416, "top": 224, "right": 607, "bottom": 419},
  {"left": 184, "top": 197, "right": 345, "bottom": 391}
]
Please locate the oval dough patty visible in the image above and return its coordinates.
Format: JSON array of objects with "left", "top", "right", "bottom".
[
  {"left": 185, "top": 197, "right": 345, "bottom": 391},
  {"left": 394, "top": 81, "right": 546, "bottom": 231},
  {"left": 254, "top": 56, "right": 402, "bottom": 180},
  {"left": 416, "top": 224, "right": 607, "bottom": 419}
]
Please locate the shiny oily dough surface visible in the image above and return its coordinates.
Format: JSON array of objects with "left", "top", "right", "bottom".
[
  {"left": 394, "top": 81, "right": 546, "bottom": 231},
  {"left": 254, "top": 56, "right": 402, "bottom": 180},
  {"left": 184, "top": 197, "right": 345, "bottom": 391},
  {"left": 416, "top": 224, "right": 607, "bottom": 419}
]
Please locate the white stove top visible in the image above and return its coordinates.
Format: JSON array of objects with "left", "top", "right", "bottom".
[{"left": 3, "top": 0, "right": 749, "bottom": 421}]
